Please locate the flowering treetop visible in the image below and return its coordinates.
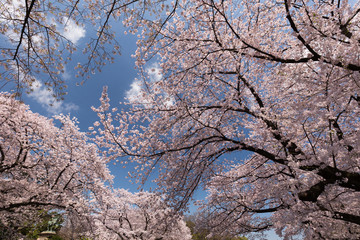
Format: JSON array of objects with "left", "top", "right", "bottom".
[
  {"left": 92, "top": 0, "right": 360, "bottom": 239},
  {"left": 0, "top": 92, "right": 191, "bottom": 239}
]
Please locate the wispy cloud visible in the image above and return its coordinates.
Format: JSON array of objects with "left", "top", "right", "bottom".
[
  {"left": 125, "top": 64, "right": 163, "bottom": 103},
  {"left": 125, "top": 63, "right": 174, "bottom": 107},
  {"left": 146, "top": 65, "right": 163, "bottom": 82},
  {"left": 29, "top": 80, "right": 79, "bottom": 114},
  {"left": 125, "top": 78, "right": 143, "bottom": 103},
  {"left": 2, "top": 0, "right": 83, "bottom": 114},
  {"left": 1, "top": 1, "right": 84, "bottom": 84},
  {"left": 1, "top": 2, "right": 86, "bottom": 45},
  {"left": 61, "top": 66, "right": 72, "bottom": 81},
  {"left": 63, "top": 18, "right": 86, "bottom": 44}
]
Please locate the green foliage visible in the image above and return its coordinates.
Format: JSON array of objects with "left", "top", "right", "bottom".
[
  {"left": 48, "top": 235, "right": 65, "bottom": 240},
  {"left": 17, "top": 210, "right": 64, "bottom": 240}
]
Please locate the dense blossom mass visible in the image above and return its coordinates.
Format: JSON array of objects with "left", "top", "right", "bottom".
[
  {"left": 0, "top": 92, "right": 110, "bottom": 225},
  {"left": 0, "top": 93, "right": 191, "bottom": 239},
  {"left": 91, "top": 0, "right": 360, "bottom": 239},
  {"left": 1, "top": 0, "right": 360, "bottom": 239}
]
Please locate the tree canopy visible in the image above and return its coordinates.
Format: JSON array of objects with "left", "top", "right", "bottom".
[
  {"left": 1, "top": 0, "right": 360, "bottom": 239},
  {"left": 0, "top": 93, "right": 190, "bottom": 239},
  {"left": 91, "top": 0, "right": 360, "bottom": 239}
]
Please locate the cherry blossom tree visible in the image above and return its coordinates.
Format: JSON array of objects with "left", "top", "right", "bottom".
[
  {"left": 92, "top": 188, "right": 191, "bottom": 240},
  {"left": 0, "top": 0, "right": 171, "bottom": 98},
  {"left": 0, "top": 91, "right": 112, "bottom": 231},
  {"left": 0, "top": 92, "right": 190, "bottom": 239},
  {"left": 92, "top": 0, "right": 360, "bottom": 239}
]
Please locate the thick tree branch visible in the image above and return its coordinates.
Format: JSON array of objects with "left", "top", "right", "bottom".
[
  {"left": 333, "top": 211, "right": 360, "bottom": 225},
  {"left": 1, "top": 201, "right": 65, "bottom": 212},
  {"left": 13, "top": 0, "right": 36, "bottom": 60},
  {"left": 299, "top": 165, "right": 360, "bottom": 202},
  {"left": 284, "top": 0, "right": 320, "bottom": 58}
]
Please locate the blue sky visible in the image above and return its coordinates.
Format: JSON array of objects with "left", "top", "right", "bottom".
[
  {"left": 5, "top": 2, "right": 359, "bottom": 239},
  {"left": 0, "top": 3, "right": 209, "bottom": 200},
  {"left": 21, "top": 27, "right": 142, "bottom": 192},
  {"left": 0, "top": 5, "right": 286, "bottom": 238},
  {"left": 19, "top": 29, "right": 282, "bottom": 240}
]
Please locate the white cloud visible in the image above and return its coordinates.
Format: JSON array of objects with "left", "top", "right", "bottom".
[
  {"left": 63, "top": 18, "right": 86, "bottom": 44},
  {"left": 146, "top": 66, "right": 163, "bottom": 82},
  {"left": 125, "top": 64, "right": 163, "bottom": 103},
  {"left": 2, "top": 0, "right": 81, "bottom": 114},
  {"left": 4, "top": 0, "right": 23, "bottom": 15},
  {"left": 125, "top": 63, "right": 174, "bottom": 107},
  {"left": 61, "top": 66, "right": 71, "bottom": 81},
  {"left": 1, "top": 2, "right": 85, "bottom": 46},
  {"left": 29, "top": 80, "right": 79, "bottom": 114},
  {"left": 125, "top": 78, "right": 143, "bottom": 103},
  {"left": 0, "top": 0, "right": 24, "bottom": 38}
]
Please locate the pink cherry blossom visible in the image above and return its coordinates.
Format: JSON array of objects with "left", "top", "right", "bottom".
[{"left": 93, "top": 0, "right": 360, "bottom": 238}]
